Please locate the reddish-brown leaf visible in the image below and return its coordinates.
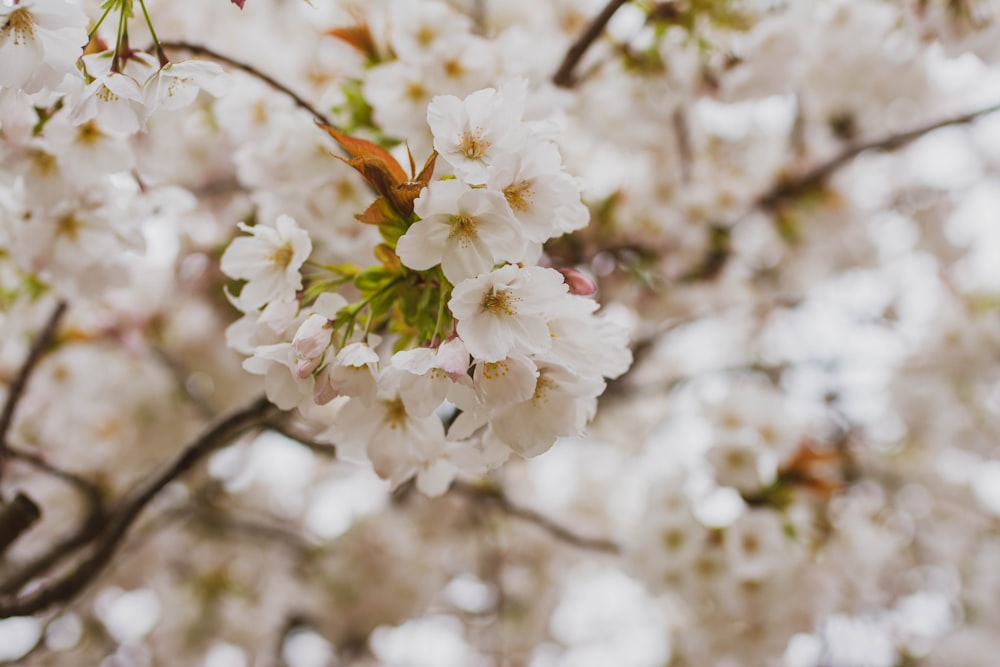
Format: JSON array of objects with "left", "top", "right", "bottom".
[
  {"left": 356, "top": 198, "right": 395, "bottom": 226},
  {"left": 319, "top": 123, "right": 408, "bottom": 185},
  {"left": 415, "top": 151, "right": 438, "bottom": 185},
  {"left": 326, "top": 25, "right": 379, "bottom": 61}
]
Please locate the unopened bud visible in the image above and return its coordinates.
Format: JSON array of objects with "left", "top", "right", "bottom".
[{"left": 556, "top": 267, "right": 596, "bottom": 296}]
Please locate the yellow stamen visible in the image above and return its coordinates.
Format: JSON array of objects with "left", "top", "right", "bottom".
[
  {"left": 2, "top": 8, "right": 36, "bottom": 46},
  {"left": 481, "top": 287, "right": 517, "bottom": 316},
  {"left": 459, "top": 128, "right": 490, "bottom": 159},
  {"left": 503, "top": 180, "right": 534, "bottom": 213}
]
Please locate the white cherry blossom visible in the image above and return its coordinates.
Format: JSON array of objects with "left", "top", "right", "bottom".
[
  {"left": 449, "top": 264, "right": 568, "bottom": 362},
  {"left": 220, "top": 214, "right": 312, "bottom": 312},
  {"left": 485, "top": 142, "right": 589, "bottom": 243},
  {"left": 143, "top": 59, "right": 231, "bottom": 113},
  {"left": 427, "top": 77, "right": 531, "bottom": 184},
  {"left": 396, "top": 179, "right": 526, "bottom": 283},
  {"left": 0, "top": 0, "right": 87, "bottom": 94}
]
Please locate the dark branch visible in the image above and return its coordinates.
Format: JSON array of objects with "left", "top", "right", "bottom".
[
  {"left": 159, "top": 41, "right": 336, "bottom": 128},
  {"left": 265, "top": 418, "right": 338, "bottom": 458},
  {"left": 0, "top": 494, "right": 41, "bottom": 555},
  {"left": 757, "top": 102, "right": 1000, "bottom": 209},
  {"left": 452, "top": 481, "right": 621, "bottom": 554},
  {"left": 0, "top": 301, "right": 67, "bottom": 479},
  {"left": 0, "top": 395, "right": 277, "bottom": 618},
  {"left": 0, "top": 446, "right": 108, "bottom": 593},
  {"left": 6, "top": 445, "right": 104, "bottom": 504},
  {"left": 553, "top": 0, "right": 631, "bottom": 87}
]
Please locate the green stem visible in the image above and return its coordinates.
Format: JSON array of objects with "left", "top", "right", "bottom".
[
  {"left": 111, "top": 3, "right": 127, "bottom": 73},
  {"left": 432, "top": 270, "right": 450, "bottom": 346},
  {"left": 88, "top": 3, "right": 115, "bottom": 40},
  {"left": 136, "top": 0, "right": 167, "bottom": 66},
  {"left": 337, "top": 278, "right": 402, "bottom": 349}
]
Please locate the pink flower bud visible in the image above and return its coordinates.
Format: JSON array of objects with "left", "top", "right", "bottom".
[
  {"left": 436, "top": 337, "right": 470, "bottom": 381},
  {"left": 556, "top": 267, "right": 596, "bottom": 296}
]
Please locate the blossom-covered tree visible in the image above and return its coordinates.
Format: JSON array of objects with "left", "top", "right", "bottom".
[{"left": 2, "top": 0, "right": 1000, "bottom": 665}]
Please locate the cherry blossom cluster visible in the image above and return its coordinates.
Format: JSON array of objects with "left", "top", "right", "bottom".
[
  {"left": 222, "top": 79, "right": 631, "bottom": 495},
  {"left": 4, "top": 0, "right": 1000, "bottom": 665}
]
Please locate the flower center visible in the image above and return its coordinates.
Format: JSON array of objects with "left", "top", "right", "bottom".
[
  {"left": 503, "top": 180, "right": 534, "bottom": 213},
  {"left": 459, "top": 128, "right": 490, "bottom": 159},
  {"left": 270, "top": 243, "right": 295, "bottom": 268},
  {"left": 77, "top": 121, "right": 104, "bottom": 146},
  {"left": 447, "top": 213, "right": 478, "bottom": 247},
  {"left": 383, "top": 397, "right": 408, "bottom": 429},
  {"left": 97, "top": 86, "right": 120, "bottom": 104},
  {"left": 415, "top": 25, "right": 436, "bottom": 46},
  {"left": 532, "top": 373, "right": 555, "bottom": 401},
  {"left": 481, "top": 287, "right": 516, "bottom": 316},
  {"left": 481, "top": 359, "right": 510, "bottom": 380},
  {"left": 405, "top": 81, "right": 427, "bottom": 103},
  {"left": 443, "top": 59, "right": 465, "bottom": 79},
  {"left": 56, "top": 214, "right": 81, "bottom": 241},
  {"left": 2, "top": 8, "right": 36, "bottom": 46}
]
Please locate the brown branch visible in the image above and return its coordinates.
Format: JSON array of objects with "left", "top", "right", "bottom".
[
  {"left": 0, "top": 301, "right": 67, "bottom": 479},
  {"left": 0, "top": 394, "right": 277, "bottom": 618},
  {"left": 158, "top": 41, "right": 336, "bottom": 128},
  {"left": 0, "top": 493, "right": 41, "bottom": 555},
  {"left": 452, "top": 480, "right": 620, "bottom": 554},
  {"left": 553, "top": 0, "right": 632, "bottom": 87},
  {"left": 0, "top": 447, "right": 107, "bottom": 594},
  {"left": 265, "top": 418, "right": 338, "bottom": 458},
  {"left": 757, "top": 101, "right": 1000, "bottom": 209},
  {"left": 176, "top": 504, "right": 314, "bottom": 558},
  {"left": 6, "top": 445, "right": 104, "bottom": 504}
]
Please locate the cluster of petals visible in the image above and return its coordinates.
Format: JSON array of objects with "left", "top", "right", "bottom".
[
  {"left": 221, "top": 80, "right": 631, "bottom": 495},
  {"left": 379, "top": 83, "right": 632, "bottom": 478}
]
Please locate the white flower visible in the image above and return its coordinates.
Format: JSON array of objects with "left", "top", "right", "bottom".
[
  {"left": 706, "top": 440, "right": 766, "bottom": 494},
  {"left": 386, "top": 0, "right": 472, "bottom": 61},
  {"left": 42, "top": 115, "right": 135, "bottom": 180},
  {"left": 243, "top": 342, "right": 312, "bottom": 411},
  {"left": 538, "top": 297, "right": 633, "bottom": 382},
  {"left": 144, "top": 60, "right": 231, "bottom": 113},
  {"left": 435, "top": 336, "right": 470, "bottom": 380},
  {"left": 336, "top": 390, "right": 448, "bottom": 490},
  {"left": 449, "top": 264, "right": 568, "bottom": 362},
  {"left": 396, "top": 180, "right": 526, "bottom": 283},
  {"left": 389, "top": 348, "right": 458, "bottom": 417},
  {"left": 314, "top": 342, "right": 380, "bottom": 406},
  {"left": 427, "top": 78, "right": 530, "bottom": 184},
  {"left": 472, "top": 353, "right": 537, "bottom": 406},
  {"left": 220, "top": 214, "right": 312, "bottom": 311},
  {"left": 290, "top": 293, "right": 346, "bottom": 377},
  {"left": 72, "top": 52, "right": 158, "bottom": 135},
  {"left": 363, "top": 61, "right": 434, "bottom": 141},
  {"left": 0, "top": 0, "right": 87, "bottom": 94},
  {"left": 723, "top": 510, "right": 789, "bottom": 581},
  {"left": 486, "top": 142, "right": 589, "bottom": 243},
  {"left": 489, "top": 363, "right": 603, "bottom": 457}
]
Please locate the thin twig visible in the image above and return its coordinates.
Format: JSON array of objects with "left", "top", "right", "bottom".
[
  {"left": 6, "top": 445, "right": 104, "bottom": 504},
  {"left": 553, "top": 0, "right": 632, "bottom": 87},
  {"left": 0, "top": 301, "right": 68, "bottom": 479},
  {"left": 0, "top": 395, "right": 276, "bottom": 618},
  {"left": 757, "top": 101, "right": 1000, "bottom": 209},
  {"left": 452, "top": 481, "right": 621, "bottom": 554},
  {"left": 158, "top": 41, "right": 335, "bottom": 128},
  {"left": 0, "top": 446, "right": 107, "bottom": 594},
  {"left": 265, "top": 418, "right": 338, "bottom": 458}
]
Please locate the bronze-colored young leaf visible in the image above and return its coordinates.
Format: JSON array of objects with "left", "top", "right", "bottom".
[
  {"left": 326, "top": 25, "right": 379, "bottom": 62},
  {"left": 318, "top": 123, "right": 408, "bottom": 185}
]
